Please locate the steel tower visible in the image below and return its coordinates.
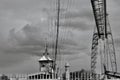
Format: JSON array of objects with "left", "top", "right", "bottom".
[{"left": 90, "top": 0, "right": 117, "bottom": 78}]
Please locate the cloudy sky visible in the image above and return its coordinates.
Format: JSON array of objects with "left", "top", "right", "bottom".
[{"left": 0, "top": 0, "right": 120, "bottom": 74}]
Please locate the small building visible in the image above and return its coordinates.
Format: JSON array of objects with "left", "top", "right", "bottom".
[
  {"left": 27, "top": 46, "right": 58, "bottom": 80},
  {"left": 38, "top": 46, "right": 54, "bottom": 73}
]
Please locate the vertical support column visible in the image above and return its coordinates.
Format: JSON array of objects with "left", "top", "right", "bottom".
[
  {"left": 87, "top": 73, "right": 88, "bottom": 80},
  {"left": 84, "top": 73, "right": 85, "bottom": 80},
  {"left": 75, "top": 72, "right": 76, "bottom": 80},
  {"left": 65, "top": 62, "right": 70, "bottom": 80},
  {"left": 80, "top": 73, "right": 82, "bottom": 80},
  {"left": 72, "top": 72, "right": 74, "bottom": 80}
]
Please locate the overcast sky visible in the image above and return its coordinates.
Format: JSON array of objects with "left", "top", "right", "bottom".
[{"left": 0, "top": 0, "right": 120, "bottom": 74}]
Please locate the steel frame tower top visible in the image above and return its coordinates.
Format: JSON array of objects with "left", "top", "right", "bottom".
[{"left": 91, "top": 0, "right": 107, "bottom": 39}]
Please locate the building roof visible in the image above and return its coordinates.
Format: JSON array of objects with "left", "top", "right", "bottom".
[
  {"left": 38, "top": 45, "right": 53, "bottom": 61},
  {"left": 38, "top": 55, "right": 53, "bottom": 61}
]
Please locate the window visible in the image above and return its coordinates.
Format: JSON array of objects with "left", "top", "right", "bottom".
[
  {"left": 44, "top": 74, "right": 46, "bottom": 79},
  {"left": 35, "top": 75, "right": 37, "bottom": 79},
  {"left": 70, "top": 73, "right": 73, "bottom": 78},
  {"left": 32, "top": 76, "right": 34, "bottom": 79},
  {"left": 47, "top": 75, "right": 49, "bottom": 79},
  {"left": 41, "top": 74, "right": 43, "bottom": 79},
  {"left": 38, "top": 74, "right": 40, "bottom": 79},
  {"left": 29, "top": 76, "right": 31, "bottom": 79},
  {"left": 76, "top": 72, "right": 78, "bottom": 78},
  {"left": 50, "top": 74, "right": 52, "bottom": 79}
]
